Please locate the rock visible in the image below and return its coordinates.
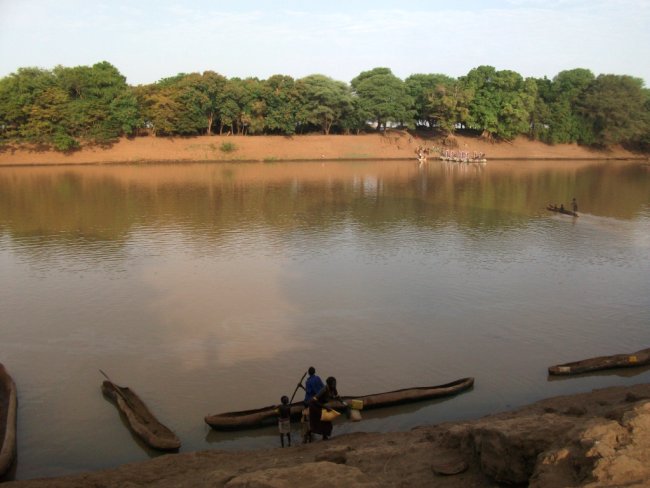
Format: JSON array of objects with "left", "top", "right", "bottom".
[
  {"left": 431, "top": 450, "right": 468, "bottom": 475},
  {"left": 224, "top": 461, "right": 380, "bottom": 488},
  {"left": 314, "top": 446, "right": 350, "bottom": 464},
  {"left": 463, "top": 413, "right": 577, "bottom": 484},
  {"left": 530, "top": 401, "right": 650, "bottom": 488}
]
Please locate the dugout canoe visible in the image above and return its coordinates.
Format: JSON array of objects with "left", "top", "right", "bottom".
[
  {"left": 204, "top": 377, "right": 474, "bottom": 431},
  {"left": 0, "top": 363, "right": 17, "bottom": 478},
  {"left": 102, "top": 379, "right": 181, "bottom": 451},
  {"left": 548, "top": 348, "right": 650, "bottom": 375},
  {"left": 546, "top": 204, "right": 578, "bottom": 217}
]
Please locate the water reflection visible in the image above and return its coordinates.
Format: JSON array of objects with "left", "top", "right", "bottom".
[
  {"left": 0, "top": 160, "right": 649, "bottom": 480},
  {"left": 1, "top": 161, "right": 648, "bottom": 248}
]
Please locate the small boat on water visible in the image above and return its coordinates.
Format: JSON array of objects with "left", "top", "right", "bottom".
[
  {"left": 0, "top": 363, "right": 17, "bottom": 478},
  {"left": 439, "top": 156, "right": 487, "bottom": 164},
  {"left": 546, "top": 204, "right": 578, "bottom": 217},
  {"left": 205, "top": 377, "right": 474, "bottom": 431},
  {"left": 101, "top": 375, "right": 181, "bottom": 451},
  {"left": 548, "top": 348, "right": 650, "bottom": 375},
  {"left": 439, "top": 150, "right": 487, "bottom": 164}
]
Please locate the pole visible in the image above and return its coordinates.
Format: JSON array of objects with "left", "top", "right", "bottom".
[{"left": 289, "top": 370, "right": 309, "bottom": 404}]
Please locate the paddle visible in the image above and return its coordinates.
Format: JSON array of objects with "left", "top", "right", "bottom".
[{"left": 289, "top": 370, "right": 309, "bottom": 405}]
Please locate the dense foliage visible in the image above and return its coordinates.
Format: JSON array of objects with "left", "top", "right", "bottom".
[{"left": 1, "top": 61, "right": 649, "bottom": 151}]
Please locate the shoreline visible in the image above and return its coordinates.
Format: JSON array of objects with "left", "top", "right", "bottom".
[
  {"left": 1, "top": 133, "right": 646, "bottom": 166},
  {"left": 6, "top": 382, "right": 650, "bottom": 487}
]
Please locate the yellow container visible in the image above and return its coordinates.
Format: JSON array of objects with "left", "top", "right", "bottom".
[
  {"left": 349, "top": 399, "right": 364, "bottom": 410},
  {"left": 321, "top": 409, "right": 340, "bottom": 421}
]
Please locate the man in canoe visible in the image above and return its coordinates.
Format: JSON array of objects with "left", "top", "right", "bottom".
[
  {"left": 309, "top": 376, "right": 345, "bottom": 440},
  {"left": 572, "top": 197, "right": 578, "bottom": 212}
]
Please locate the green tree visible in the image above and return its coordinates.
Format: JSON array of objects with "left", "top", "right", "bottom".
[
  {"left": 406, "top": 73, "right": 467, "bottom": 131},
  {"left": 0, "top": 67, "right": 59, "bottom": 141},
  {"left": 295, "top": 74, "right": 354, "bottom": 135},
  {"left": 543, "top": 69, "right": 595, "bottom": 144},
  {"left": 263, "top": 75, "right": 299, "bottom": 135},
  {"left": 462, "top": 66, "right": 536, "bottom": 140},
  {"left": 350, "top": 68, "right": 414, "bottom": 131},
  {"left": 183, "top": 71, "right": 227, "bottom": 135},
  {"left": 53, "top": 61, "right": 133, "bottom": 144},
  {"left": 579, "top": 74, "right": 648, "bottom": 147},
  {"left": 216, "top": 78, "right": 264, "bottom": 135}
]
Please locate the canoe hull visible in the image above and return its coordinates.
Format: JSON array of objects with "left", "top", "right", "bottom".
[
  {"left": 205, "top": 377, "right": 474, "bottom": 431},
  {"left": 0, "top": 363, "right": 17, "bottom": 478},
  {"left": 548, "top": 348, "right": 650, "bottom": 375},
  {"left": 102, "top": 381, "right": 181, "bottom": 451},
  {"left": 547, "top": 205, "right": 578, "bottom": 217}
]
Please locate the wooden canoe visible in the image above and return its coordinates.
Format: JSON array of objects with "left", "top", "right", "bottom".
[
  {"left": 102, "top": 380, "right": 180, "bottom": 451},
  {"left": 0, "top": 363, "right": 17, "bottom": 478},
  {"left": 548, "top": 348, "right": 650, "bottom": 375},
  {"left": 205, "top": 377, "right": 474, "bottom": 431},
  {"left": 546, "top": 205, "right": 578, "bottom": 217}
]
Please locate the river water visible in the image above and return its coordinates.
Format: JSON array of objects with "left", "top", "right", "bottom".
[{"left": 1, "top": 160, "right": 649, "bottom": 480}]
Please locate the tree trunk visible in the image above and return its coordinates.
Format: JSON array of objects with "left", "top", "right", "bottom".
[{"left": 207, "top": 114, "right": 213, "bottom": 135}]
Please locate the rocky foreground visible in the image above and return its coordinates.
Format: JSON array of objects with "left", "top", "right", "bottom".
[{"left": 7, "top": 383, "right": 650, "bottom": 487}]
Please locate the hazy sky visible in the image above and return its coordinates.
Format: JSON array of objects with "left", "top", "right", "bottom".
[{"left": 1, "top": 0, "right": 648, "bottom": 86}]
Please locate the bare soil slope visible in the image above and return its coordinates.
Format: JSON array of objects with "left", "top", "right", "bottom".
[{"left": 0, "top": 132, "right": 642, "bottom": 165}]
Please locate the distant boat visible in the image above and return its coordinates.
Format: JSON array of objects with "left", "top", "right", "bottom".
[
  {"left": 548, "top": 348, "right": 650, "bottom": 375},
  {"left": 546, "top": 204, "right": 578, "bottom": 217},
  {"left": 101, "top": 375, "right": 181, "bottom": 451},
  {"left": 205, "top": 377, "right": 474, "bottom": 431},
  {"left": 439, "top": 156, "right": 487, "bottom": 164},
  {"left": 0, "top": 363, "right": 17, "bottom": 478}
]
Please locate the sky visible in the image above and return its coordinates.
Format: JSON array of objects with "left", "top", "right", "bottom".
[{"left": 0, "top": 0, "right": 649, "bottom": 87}]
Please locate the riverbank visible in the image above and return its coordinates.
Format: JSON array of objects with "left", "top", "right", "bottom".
[
  {"left": 0, "top": 132, "right": 645, "bottom": 165},
  {"left": 6, "top": 383, "right": 650, "bottom": 487}
]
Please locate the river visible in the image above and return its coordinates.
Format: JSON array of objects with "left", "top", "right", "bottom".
[{"left": 1, "top": 160, "right": 649, "bottom": 480}]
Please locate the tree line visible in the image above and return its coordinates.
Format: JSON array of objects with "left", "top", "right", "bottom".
[{"left": 1, "top": 61, "right": 648, "bottom": 152}]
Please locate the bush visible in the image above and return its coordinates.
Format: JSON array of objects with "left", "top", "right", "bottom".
[
  {"left": 220, "top": 141, "right": 237, "bottom": 153},
  {"left": 52, "top": 132, "right": 80, "bottom": 152}
]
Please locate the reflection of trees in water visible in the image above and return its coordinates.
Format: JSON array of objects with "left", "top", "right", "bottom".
[{"left": 0, "top": 162, "right": 648, "bottom": 249}]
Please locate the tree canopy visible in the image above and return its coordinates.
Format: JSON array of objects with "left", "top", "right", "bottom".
[{"left": 1, "top": 61, "right": 648, "bottom": 151}]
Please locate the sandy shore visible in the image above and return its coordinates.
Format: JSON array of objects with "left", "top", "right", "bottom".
[
  {"left": 5, "top": 383, "right": 650, "bottom": 487},
  {"left": 0, "top": 132, "right": 644, "bottom": 166}
]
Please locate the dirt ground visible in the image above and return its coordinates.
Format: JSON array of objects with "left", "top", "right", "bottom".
[
  {"left": 0, "top": 132, "right": 644, "bottom": 166},
  {"left": 6, "top": 383, "right": 650, "bottom": 487}
]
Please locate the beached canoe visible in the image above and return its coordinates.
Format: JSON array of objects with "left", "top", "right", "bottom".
[
  {"left": 548, "top": 348, "right": 650, "bottom": 375},
  {"left": 546, "top": 204, "right": 578, "bottom": 217},
  {"left": 102, "top": 380, "right": 181, "bottom": 451},
  {"left": 0, "top": 363, "right": 17, "bottom": 478},
  {"left": 205, "top": 377, "right": 474, "bottom": 431}
]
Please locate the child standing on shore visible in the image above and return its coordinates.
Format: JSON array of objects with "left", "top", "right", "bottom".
[{"left": 277, "top": 395, "right": 291, "bottom": 447}]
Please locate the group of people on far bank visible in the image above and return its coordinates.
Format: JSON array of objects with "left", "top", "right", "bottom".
[{"left": 276, "top": 366, "right": 344, "bottom": 447}]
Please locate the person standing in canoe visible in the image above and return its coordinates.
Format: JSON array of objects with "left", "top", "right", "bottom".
[
  {"left": 277, "top": 395, "right": 291, "bottom": 447},
  {"left": 299, "top": 366, "right": 324, "bottom": 406},
  {"left": 572, "top": 198, "right": 578, "bottom": 213},
  {"left": 309, "top": 376, "right": 344, "bottom": 440}
]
